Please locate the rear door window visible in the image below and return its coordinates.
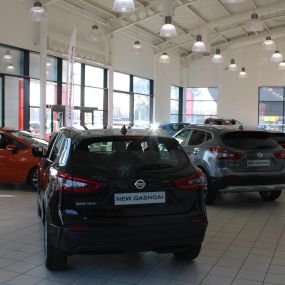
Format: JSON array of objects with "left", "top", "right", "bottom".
[
  {"left": 222, "top": 131, "right": 278, "bottom": 150},
  {"left": 175, "top": 130, "right": 191, "bottom": 145},
  {"left": 188, "top": 130, "right": 206, "bottom": 145}
]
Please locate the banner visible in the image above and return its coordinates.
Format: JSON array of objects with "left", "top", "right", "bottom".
[{"left": 65, "top": 28, "right": 77, "bottom": 127}]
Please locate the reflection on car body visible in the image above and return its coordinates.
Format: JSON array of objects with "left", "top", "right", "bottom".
[
  {"left": 34, "top": 127, "right": 207, "bottom": 270},
  {"left": 174, "top": 125, "right": 285, "bottom": 204}
]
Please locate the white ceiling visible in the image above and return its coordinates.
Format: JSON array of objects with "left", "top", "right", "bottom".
[{"left": 44, "top": 0, "right": 285, "bottom": 57}]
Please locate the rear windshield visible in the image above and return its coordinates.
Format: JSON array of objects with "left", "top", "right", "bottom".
[
  {"left": 73, "top": 136, "right": 190, "bottom": 177},
  {"left": 221, "top": 131, "right": 278, "bottom": 150},
  {"left": 270, "top": 132, "right": 285, "bottom": 144}
]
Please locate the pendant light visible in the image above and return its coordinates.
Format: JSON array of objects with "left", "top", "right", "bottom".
[
  {"left": 133, "top": 40, "right": 142, "bottom": 54},
  {"left": 160, "top": 16, "right": 177, "bottom": 38},
  {"left": 87, "top": 24, "right": 100, "bottom": 41},
  {"left": 262, "top": 36, "right": 276, "bottom": 51},
  {"left": 3, "top": 50, "right": 12, "bottom": 61},
  {"left": 29, "top": 1, "right": 47, "bottom": 22},
  {"left": 212, "top": 48, "right": 223, "bottom": 63},
  {"left": 245, "top": 13, "right": 263, "bottom": 32},
  {"left": 239, "top": 67, "right": 247, "bottom": 79},
  {"left": 159, "top": 53, "right": 170, "bottom": 64},
  {"left": 192, "top": 35, "right": 206, "bottom": 53},
  {"left": 228, "top": 59, "right": 238, "bottom": 71},
  {"left": 113, "top": 0, "right": 135, "bottom": 13},
  {"left": 278, "top": 61, "right": 285, "bottom": 70},
  {"left": 221, "top": 0, "right": 246, "bottom": 3},
  {"left": 271, "top": 51, "right": 283, "bottom": 63}
]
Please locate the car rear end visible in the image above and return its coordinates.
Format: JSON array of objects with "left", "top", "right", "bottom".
[
  {"left": 48, "top": 134, "right": 207, "bottom": 256},
  {"left": 209, "top": 130, "right": 285, "bottom": 193}
]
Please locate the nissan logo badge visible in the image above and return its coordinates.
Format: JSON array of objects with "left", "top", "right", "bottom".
[
  {"left": 135, "top": 180, "right": 146, "bottom": 190},
  {"left": 257, "top": 152, "right": 263, "bottom": 159}
]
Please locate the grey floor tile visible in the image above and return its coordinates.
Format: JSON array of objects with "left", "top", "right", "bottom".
[
  {"left": 6, "top": 274, "right": 42, "bottom": 285},
  {"left": 236, "top": 269, "right": 266, "bottom": 282},
  {"left": 232, "top": 279, "right": 262, "bottom": 285},
  {"left": 200, "top": 274, "right": 233, "bottom": 285}
]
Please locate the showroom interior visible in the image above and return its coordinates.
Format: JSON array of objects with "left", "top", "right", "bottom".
[{"left": 1, "top": 0, "right": 285, "bottom": 284}]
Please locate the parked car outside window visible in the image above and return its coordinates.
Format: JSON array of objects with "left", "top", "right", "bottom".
[
  {"left": 174, "top": 125, "right": 285, "bottom": 204},
  {"left": 34, "top": 128, "right": 208, "bottom": 271}
]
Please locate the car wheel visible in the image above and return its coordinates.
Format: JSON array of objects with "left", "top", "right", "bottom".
[
  {"left": 44, "top": 217, "right": 67, "bottom": 271},
  {"left": 259, "top": 190, "right": 282, "bottom": 201},
  {"left": 29, "top": 168, "right": 38, "bottom": 191},
  {"left": 200, "top": 169, "right": 217, "bottom": 205},
  {"left": 173, "top": 244, "right": 201, "bottom": 261}
]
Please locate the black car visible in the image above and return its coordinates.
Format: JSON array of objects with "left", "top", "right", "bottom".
[
  {"left": 158, "top": 123, "right": 190, "bottom": 136},
  {"left": 34, "top": 128, "right": 207, "bottom": 270}
]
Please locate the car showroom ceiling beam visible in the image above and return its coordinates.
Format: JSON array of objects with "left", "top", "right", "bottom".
[{"left": 155, "top": 0, "right": 285, "bottom": 54}]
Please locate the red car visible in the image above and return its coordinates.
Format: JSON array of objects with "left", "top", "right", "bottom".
[{"left": 0, "top": 128, "right": 48, "bottom": 189}]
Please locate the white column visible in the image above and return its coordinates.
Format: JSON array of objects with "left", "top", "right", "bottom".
[
  {"left": 152, "top": 54, "right": 158, "bottom": 123},
  {"left": 108, "top": 67, "right": 114, "bottom": 127},
  {"left": 39, "top": 19, "right": 47, "bottom": 139}
]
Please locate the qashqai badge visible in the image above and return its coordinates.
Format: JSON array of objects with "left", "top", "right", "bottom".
[
  {"left": 135, "top": 179, "right": 146, "bottom": 190},
  {"left": 257, "top": 152, "right": 263, "bottom": 159}
]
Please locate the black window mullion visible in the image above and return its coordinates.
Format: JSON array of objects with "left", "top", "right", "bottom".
[
  {"left": 23, "top": 50, "right": 30, "bottom": 130},
  {"left": 57, "top": 58, "right": 62, "bottom": 105},
  {"left": 80, "top": 64, "right": 85, "bottom": 125},
  {"left": 150, "top": 79, "right": 154, "bottom": 124},
  {"left": 130, "top": 75, "right": 134, "bottom": 127},
  {"left": 103, "top": 68, "right": 108, "bottom": 128},
  {"left": 179, "top": 86, "right": 183, "bottom": 122}
]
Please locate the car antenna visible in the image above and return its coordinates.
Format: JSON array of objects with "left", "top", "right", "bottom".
[{"left": 120, "top": 125, "right": 127, "bottom": 135}]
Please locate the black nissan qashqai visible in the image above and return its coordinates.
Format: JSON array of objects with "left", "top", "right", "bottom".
[{"left": 34, "top": 127, "right": 207, "bottom": 271}]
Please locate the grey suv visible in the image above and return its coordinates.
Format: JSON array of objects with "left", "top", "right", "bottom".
[{"left": 174, "top": 125, "right": 285, "bottom": 204}]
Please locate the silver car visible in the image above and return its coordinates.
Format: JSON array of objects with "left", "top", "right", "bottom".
[{"left": 174, "top": 125, "right": 285, "bottom": 204}]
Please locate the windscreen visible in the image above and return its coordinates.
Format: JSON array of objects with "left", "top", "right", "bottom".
[
  {"left": 73, "top": 136, "right": 190, "bottom": 177},
  {"left": 221, "top": 131, "right": 278, "bottom": 150}
]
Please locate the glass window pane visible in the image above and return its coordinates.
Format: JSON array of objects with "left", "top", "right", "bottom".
[
  {"left": 62, "top": 84, "right": 81, "bottom": 106},
  {"left": 134, "top": 94, "right": 150, "bottom": 128},
  {"left": 170, "top": 115, "right": 179, "bottom": 123},
  {"left": 185, "top": 100, "right": 217, "bottom": 116},
  {"left": 85, "top": 65, "right": 104, "bottom": 88},
  {"left": 113, "top": 92, "right": 130, "bottom": 128},
  {"left": 29, "top": 53, "right": 57, "bottom": 81},
  {"left": 29, "top": 107, "right": 40, "bottom": 135},
  {"left": 259, "top": 87, "right": 284, "bottom": 101},
  {"left": 84, "top": 87, "right": 104, "bottom": 109},
  {"left": 184, "top": 114, "right": 217, "bottom": 124},
  {"left": 259, "top": 101, "right": 283, "bottom": 131},
  {"left": 114, "top": 72, "right": 130, "bottom": 92},
  {"left": 170, "top": 100, "right": 179, "bottom": 114},
  {"left": 30, "top": 79, "right": 57, "bottom": 106},
  {"left": 186, "top": 88, "right": 218, "bottom": 101},
  {"left": 0, "top": 46, "right": 23, "bottom": 76},
  {"left": 133, "top": 76, "right": 150, "bottom": 95},
  {"left": 62, "top": 60, "right": 81, "bottom": 85},
  {"left": 171, "top": 86, "right": 180, "bottom": 100}
]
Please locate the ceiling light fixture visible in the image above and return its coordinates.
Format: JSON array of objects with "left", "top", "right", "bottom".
[
  {"left": 133, "top": 40, "right": 142, "bottom": 54},
  {"left": 192, "top": 35, "right": 206, "bottom": 53},
  {"left": 7, "top": 64, "right": 15, "bottom": 71},
  {"left": 212, "top": 48, "right": 224, "bottom": 63},
  {"left": 221, "top": 0, "right": 246, "bottom": 3},
  {"left": 278, "top": 61, "right": 285, "bottom": 71},
  {"left": 228, "top": 59, "right": 238, "bottom": 71},
  {"left": 245, "top": 13, "right": 263, "bottom": 32},
  {"left": 3, "top": 50, "right": 12, "bottom": 61},
  {"left": 271, "top": 50, "right": 283, "bottom": 63},
  {"left": 160, "top": 16, "right": 177, "bottom": 38},
  {"left": 87, "top": 24, "right": 100, "bottom": 41},
  {"left": 262, "top": 36, "right": 276, "bottom": 51},
  {"left": 159, "top": 52, "right": 170, "bottom": 64},
  {"left": 29, "top": 1, "right": 47, "bottom": 22},
  {"left": 113, "top": 0, "right": 135, "bottom": 13},
  {"left": 239, "top": 67, "right": 247, "bottom": 79}
]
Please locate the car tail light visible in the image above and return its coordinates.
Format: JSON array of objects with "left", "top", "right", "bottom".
[
  {"left": 275, "top": 150, "right": 285, "bottom": 159},
  {"left": 210, "top": 147, "right": 242, "bottom": 160},
  {"left": 52, "top": 169, "right": 104, "bottom": 193},
  {"left": 175, "top": 170, "right": 204, "bottom": 190}
]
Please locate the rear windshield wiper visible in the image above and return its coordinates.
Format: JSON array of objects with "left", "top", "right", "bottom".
[{"left": 137, "top": 163, "right": 173, "bottom": 171}]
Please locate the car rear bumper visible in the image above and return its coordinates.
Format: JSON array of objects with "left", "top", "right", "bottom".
[
  {"left": 212, "top": 174, "right": 285, "bottom": 193},
  {"left": 48, "top": 214, "right": 207, "bottom": 254}
]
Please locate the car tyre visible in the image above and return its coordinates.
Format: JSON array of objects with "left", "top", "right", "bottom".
[
  {"left": 200, "top": 169, "right": 217, "bottom": 205},
  {"left": 44, "top": 217, "right": 67, "bottom": 271},
  {"left": 28, "top": 168, "right": 38, "bottom": 191},
  {"left": 173, "top": 244, "right": 201, "bottom": 261},
  {"left": 259, "top": 190, "right": 282, "bottom": 201}
]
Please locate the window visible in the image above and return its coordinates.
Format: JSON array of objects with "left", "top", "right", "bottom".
[
  {"left": 258, "top": 87, "right": 285, "bottom": 132},
  {"left": 185, "top": 88, "right": 218, "bottom": 124},
  {"left": 113, "top": 72, "right": 153, "bottom": 128},
  {"left": 174, "top": 129, "right": 191, "bottom": 145},
  {"left": 0, "top": 46, "right": 24, "bottom": 76},
  {"left": 188, "top": 130, "right": 206, "bottom": 145},
  {"left": 170, "top": 86, "right": 182, "bottom": 123}
]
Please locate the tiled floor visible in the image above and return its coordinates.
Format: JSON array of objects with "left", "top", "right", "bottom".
[{"left": 0, "top": 185, "right": 285, "bottom": 285}]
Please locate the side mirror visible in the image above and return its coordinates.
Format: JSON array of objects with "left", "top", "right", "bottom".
[
  {"left": 6, "top": 144, "right": 18, "bottom": 153},
  {"left": 32, "top": 146, "right": 47, "bottom": 158}
]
